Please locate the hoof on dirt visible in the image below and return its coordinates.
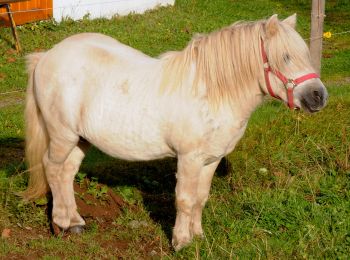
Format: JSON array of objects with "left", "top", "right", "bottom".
[{"left": 69, "top": 225, "right": 84, "bottom": 234}]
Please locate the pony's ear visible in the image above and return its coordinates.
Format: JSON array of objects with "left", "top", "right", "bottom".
[
  {"left": 265, "top": 14, "right": 279, "bottom": 38},
  {"left": 283, "top": 13, "right": 297, "bottom": 29}
]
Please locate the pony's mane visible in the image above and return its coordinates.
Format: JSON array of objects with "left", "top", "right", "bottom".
[{"left": 159, "top": 20, "right": 266, "bottom": 109}]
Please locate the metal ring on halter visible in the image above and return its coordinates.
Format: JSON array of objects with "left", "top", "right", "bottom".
[{"left": 285, "top": 79, "right": 297, "bottom": 89}]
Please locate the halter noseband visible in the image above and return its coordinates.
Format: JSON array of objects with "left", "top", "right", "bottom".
[{"left": 260, "top": 38, "right": 319, "bottom": 109}]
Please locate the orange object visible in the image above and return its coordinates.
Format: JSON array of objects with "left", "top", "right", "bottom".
[{"left": 0, "top": 0, "right": 52, "bottom": 26}]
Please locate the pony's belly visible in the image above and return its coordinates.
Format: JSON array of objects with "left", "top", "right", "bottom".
[
  {"left": 81, "top": 112, "right": 175, "bottom": 161},
  {"left": 89, "top": 135, "right": 175, "bottom": 161}
]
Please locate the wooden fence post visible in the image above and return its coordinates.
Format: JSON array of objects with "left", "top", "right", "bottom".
[{"left": 310, "top": 0, "right": 326, "bottom": 76}]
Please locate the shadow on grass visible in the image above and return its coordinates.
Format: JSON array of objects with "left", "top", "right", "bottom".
[
  {"left": 0, "top": 137, "right": 25, "bottom": 175},
  {"left": 81, "top": 147, "right": 232, "bottom": 241}
]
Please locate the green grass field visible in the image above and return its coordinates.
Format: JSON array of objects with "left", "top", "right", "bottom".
[{"left": 0, "top": 0, "right": 349, "bottom": 258}]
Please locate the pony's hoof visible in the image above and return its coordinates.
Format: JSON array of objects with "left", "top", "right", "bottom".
[
  {"left": 69, "top": 225, "right": 84, "bottom": 234},
  {"left": 172, "top": 236, "right": 192, "bottom": 251}
]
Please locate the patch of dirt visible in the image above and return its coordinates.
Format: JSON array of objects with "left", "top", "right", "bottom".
[
  {"left": 99, "top": 237, "right": 129, "bottom": 251},
  {"left": 1, "top": 180, "right": 136, "bottom": 259},
  {"left": 74, "top": 181, "right": 125, "bottom": 225}
]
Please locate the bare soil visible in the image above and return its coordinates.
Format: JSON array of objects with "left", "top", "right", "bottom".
[{"left": 74, "top": 181, "right": 124, "bottom": 224}]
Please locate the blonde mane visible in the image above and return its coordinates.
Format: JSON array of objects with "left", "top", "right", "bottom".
[{"left": 159, "top": 20, "right": 266, "bottom": 109}]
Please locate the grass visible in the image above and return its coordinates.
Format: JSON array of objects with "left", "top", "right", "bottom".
[{"left": 0, "top": 0, "right": 349, "bottom": 258}]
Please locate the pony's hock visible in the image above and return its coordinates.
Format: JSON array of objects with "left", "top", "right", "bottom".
[{"left": 22, "top": 14, "right": 327, "bottom": 251}]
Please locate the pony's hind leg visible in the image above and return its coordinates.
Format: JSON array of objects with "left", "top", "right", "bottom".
[
  {"left": 44, "top": 137, "right": 88, "bottom": 232},
  {"left": 60, "top": 141, "right": 90, "bottom": 232}
]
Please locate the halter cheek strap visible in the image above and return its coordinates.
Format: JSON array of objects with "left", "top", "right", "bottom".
[{"left": 260, "top": 38, "right": 319, "bottom": 109}]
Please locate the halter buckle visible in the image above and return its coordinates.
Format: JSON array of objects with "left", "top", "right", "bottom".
[{"left": 285, "top": 79, "right": 297, "bottom": 89}]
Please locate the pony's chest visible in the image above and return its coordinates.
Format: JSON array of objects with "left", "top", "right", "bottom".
[
  {"left": 203, "top": 115, "right": 248, "bottom": 155},
  {"left": 169, "top": 104, "right": 248, "bottom": 159}
]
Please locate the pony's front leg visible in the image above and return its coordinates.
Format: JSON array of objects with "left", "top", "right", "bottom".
[
  {"left": 172, "top": 154, "right": 202, "bottom": 251},
  {"left": 191, "top": 160, "right": 220, "bottom": 238}
]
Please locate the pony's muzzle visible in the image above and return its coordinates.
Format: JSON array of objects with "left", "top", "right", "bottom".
[{"left": 299, "top": 84, "right": 328, "bottom": 113}]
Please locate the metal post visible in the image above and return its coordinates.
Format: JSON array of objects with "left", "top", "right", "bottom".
[{"left": 310, "top": 0, "right": 325, "bottom": 75}]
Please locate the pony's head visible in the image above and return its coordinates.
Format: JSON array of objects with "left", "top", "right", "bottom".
[{"left": 262, "top": 14, "right": 328, "bottom": 112}]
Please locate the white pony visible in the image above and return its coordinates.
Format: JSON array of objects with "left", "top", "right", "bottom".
[{"left": 23, "top": 14, "right": 327, "bottom": 250}]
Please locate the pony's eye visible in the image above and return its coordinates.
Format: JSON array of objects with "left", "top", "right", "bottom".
[{"left": 283, "top": 53, "right": 291, "bottom": 64}]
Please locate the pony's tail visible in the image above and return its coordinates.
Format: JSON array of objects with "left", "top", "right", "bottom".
[{"left": 21, "top": 52, "right": 50, "bottom": 201}]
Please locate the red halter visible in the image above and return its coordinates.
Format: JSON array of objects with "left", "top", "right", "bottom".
[{"left": 260, "top": 39, "right": 319, "bottom": 109}]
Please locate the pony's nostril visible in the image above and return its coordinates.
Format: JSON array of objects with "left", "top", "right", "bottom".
[{"left": 313, "top": 90, "right": 322, "bottom": 102}]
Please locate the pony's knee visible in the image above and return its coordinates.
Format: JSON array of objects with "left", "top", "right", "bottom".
[{"left": 176, "top": 195, "right": 196, "bottom": 215}]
